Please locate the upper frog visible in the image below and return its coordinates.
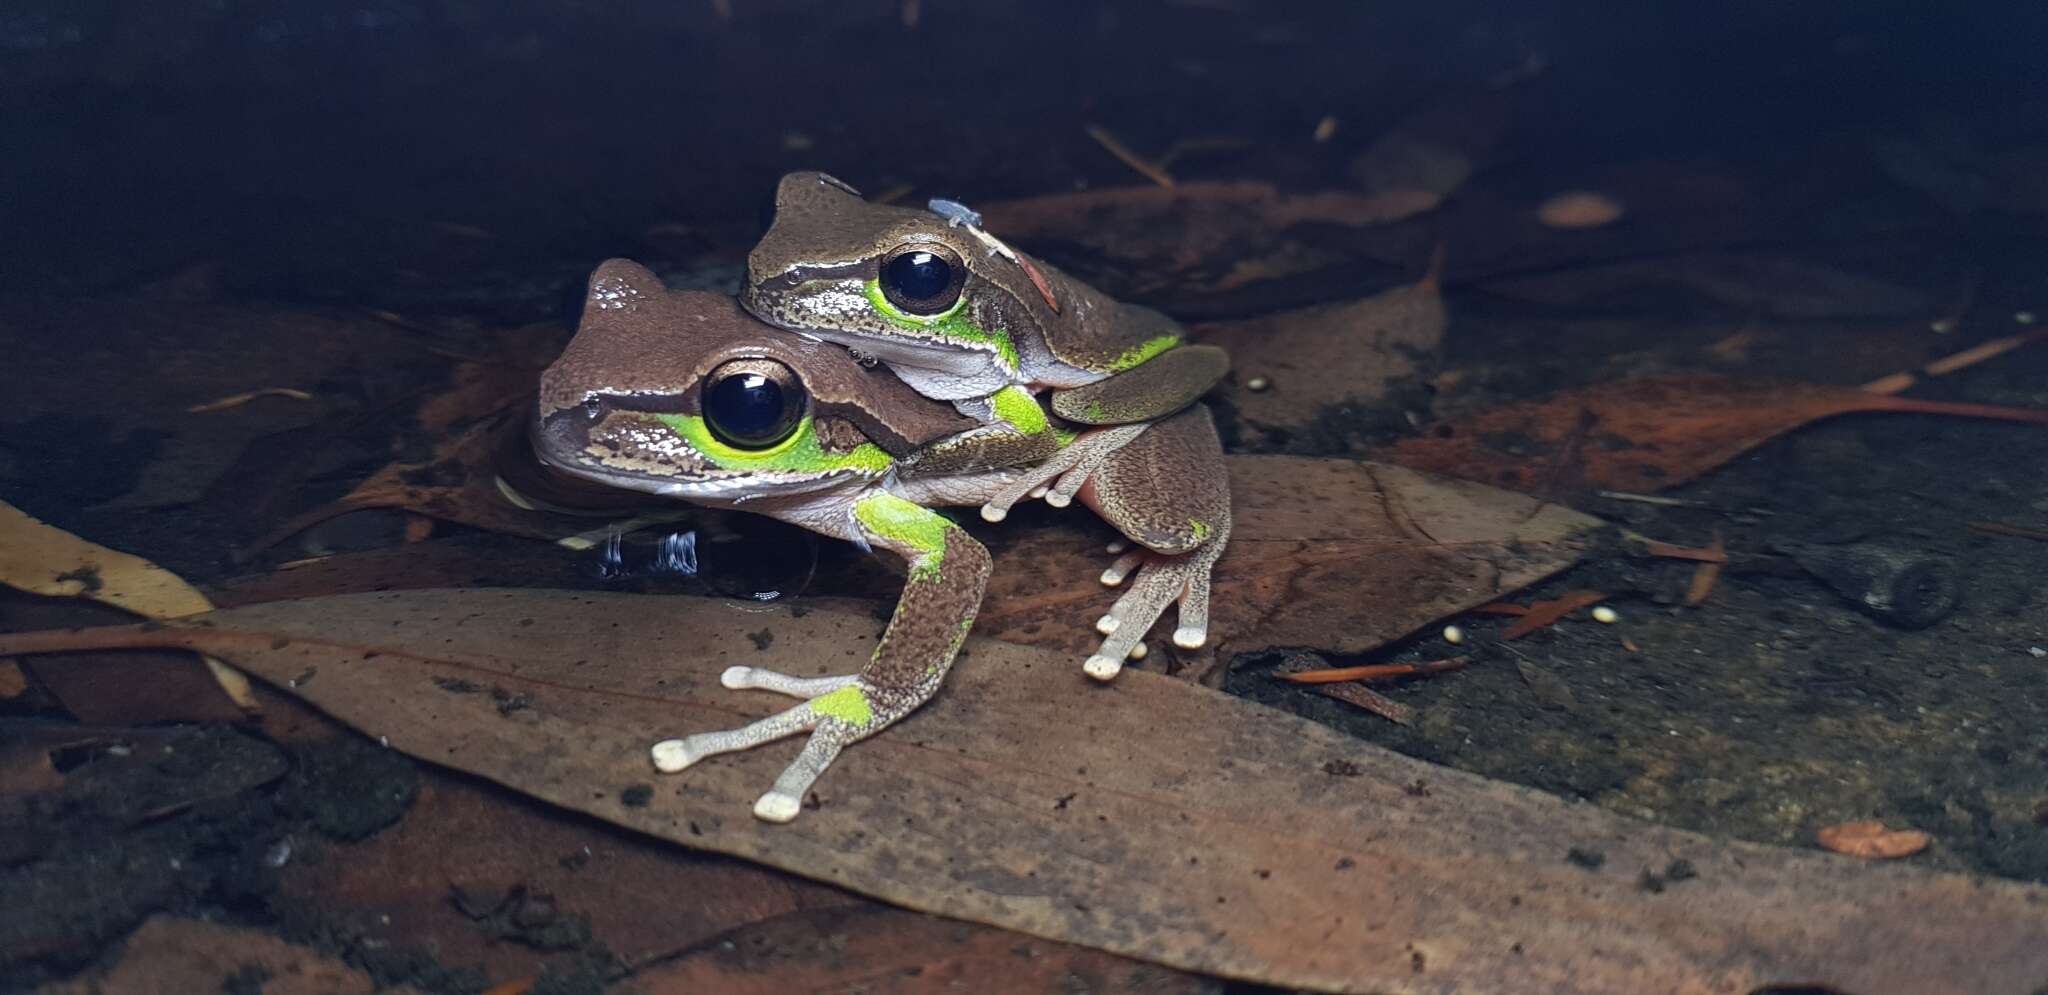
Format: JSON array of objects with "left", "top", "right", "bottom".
[{"left": 741, "top": 172, "right": 1226, "bottom": 428}]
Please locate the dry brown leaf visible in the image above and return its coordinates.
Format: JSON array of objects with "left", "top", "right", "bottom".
[
  {"left": 976, "top": 457, "right": 1598, "bottom": 665},
  {"left": 0, "top": 499, "right": 255, "bottom": 713},
  {"left": 1197, "top": 273, "right": 1446, "bottom": 450},
  {"left": 1817, "top": 820, "right": 1933, "bottom": 860},
  {"left": 1387, "top": 376, "right": 2048, "bottom": 497},
  {"left": 3, "top": 590, "right": 2045, "bottom": 994}
]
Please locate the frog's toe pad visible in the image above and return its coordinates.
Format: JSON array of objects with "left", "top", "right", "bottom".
[
  {"left": 753, "top": 790, "right": 803, "bottom": 823},
  {"left": 651, "top": 738, "right": 702, "bottom": 773},
  {"left": 1095, "top": 613, "right": 1120, "bottom": 635},
  {"left": 1173, "top": 625, "right": 1208, "bottom": 650},
  {"left": 980, "top": 504, "right": 1008, "bottom": 523},
  {"left": 1084, "top": 654, "right": 1124, "bottom": 681},
  {"left": 720, "top": 666, "right": 756, "bottom": 689}
]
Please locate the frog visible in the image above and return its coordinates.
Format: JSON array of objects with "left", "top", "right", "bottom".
[
  {"left": 739, "top": 171, "right": 1231, "bottom": 490},
  {"left": 532, "top": 259, "right": 1230, "bottom": 822}
]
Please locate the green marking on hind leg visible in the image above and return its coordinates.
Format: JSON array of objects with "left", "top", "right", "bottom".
[
  {"left": 1189, "top": 518, "right": 1212, "bottom": 542},
  {"left": 810, "top": 685, "right": 873, "bottom": 727}
]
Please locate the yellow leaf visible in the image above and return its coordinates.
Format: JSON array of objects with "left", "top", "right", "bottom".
[{"left": 0, "top": 499, "right": 257, "bottom": 713}]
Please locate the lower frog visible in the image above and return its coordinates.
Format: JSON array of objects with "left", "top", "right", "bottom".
[{"left": 532, "top": 259, "right": 1230, "bottom": 822}]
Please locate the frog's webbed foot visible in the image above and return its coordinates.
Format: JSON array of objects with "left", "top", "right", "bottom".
[
  {"left": 1085, "top": 521, "right": 1229, "bottom": 680},
  {"left": 651, "top": 674, "right": 877, "bottom": 823}
]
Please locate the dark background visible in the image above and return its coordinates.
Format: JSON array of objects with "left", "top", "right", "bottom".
[{"left": 5, "top": 0, "right": 2043, "bottom": 315}]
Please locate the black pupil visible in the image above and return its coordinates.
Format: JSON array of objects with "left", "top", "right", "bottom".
[
  {"left": 883, "top": 250, "right": 953, "bottom": 302},
  {"left": 705, "top": 372, "right": 796, "bottom": 448}
]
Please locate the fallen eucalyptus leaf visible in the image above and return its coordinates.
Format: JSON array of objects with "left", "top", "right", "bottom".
[
  {"left": 0, "top": 498, "right": 255, "bottom": 714},
  {"left": 4, "top": 590, "right": 2045, "bottom": 994}
]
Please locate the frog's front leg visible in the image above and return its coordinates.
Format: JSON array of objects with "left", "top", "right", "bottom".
[
  {"left": 894, "top": 385, "right": 1058, "bottom": 477},
  {"left": 650, "top": 491, "right": 989, "bottom": 822}
]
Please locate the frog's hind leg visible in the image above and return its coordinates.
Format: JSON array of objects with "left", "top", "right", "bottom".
[{"left": 1072, "top": 405, "right": 1232, "bottom": 680}]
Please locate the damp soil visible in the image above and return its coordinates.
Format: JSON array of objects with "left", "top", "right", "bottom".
[{"left": 5, "top": 1, "right": 2048, "bottom": 992}]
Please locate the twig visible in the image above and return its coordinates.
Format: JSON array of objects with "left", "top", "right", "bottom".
[
  {"left": 1969, "top": 521, "right": 2048, "bottom": 542},
  {"left": 187, "top": 388, "right": 314, "bottom": 413},
  {"left": 1502, "top": 590, "right": 1606, "bottom": 640},
  {"left": 1861, "top": 327, "right": 2048, "bottom": 395},
  {"left": 1280, "top": 658, "right": 1469, "bottom": 684},
  {"left": 1085, "top": 125, "right": 1175, "bottom": 188},
  {"left": 1643, "top": 540, "right": 1729, "bottom": 564},
  {"left": 1598, "top": 490, "right": 1706, "bottom": 508}
]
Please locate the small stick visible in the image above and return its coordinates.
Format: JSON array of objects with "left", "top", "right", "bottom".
[
  {"left": 1085, "top": 125, "right": 1175, "bottom": 189},
  {"left": 187, "top": 387, "right": 314, "bottom": 413},
  {"left": 1969, "top": 521, "right": 2048, "bottom": 542},
  {"left": 1280, "top": 658, "right": 1469, "bottom": 684},
  {"left": 1643, "top": 540, "right": 1729, "bottom": 563},
  {"left": 1598, "top": 490, "right": 1706, "bottom": 508},
  {"left": 1502, "top": 590, "right": 1606, "bottom": 640},
  {"left": 1861, "top": 327, "right": 2048, "bottom": 395}
]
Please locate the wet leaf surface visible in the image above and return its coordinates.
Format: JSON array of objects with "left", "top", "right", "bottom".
[
  {"left": 1384, "top": 375, "right": 2048, "bottom": 497},
  {"left": 4, "top": 590, "right": 2046, "bottom": 995}
]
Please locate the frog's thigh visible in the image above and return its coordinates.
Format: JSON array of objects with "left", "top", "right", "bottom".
[
  {"left": 1049, "top": 344, "right": 1229, "bottom": 425},
  {"left": 1082, "top": 404, "right": 1229, "bottom": 554}
]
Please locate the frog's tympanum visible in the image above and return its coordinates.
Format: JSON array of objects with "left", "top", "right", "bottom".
[{"left": 535, "top": 260, "right": 1229, "bottom": 822}]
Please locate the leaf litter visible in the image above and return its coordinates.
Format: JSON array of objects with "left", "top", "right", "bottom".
[{"left": 3, "top": 590, "right": 2045, "bottom": 994}]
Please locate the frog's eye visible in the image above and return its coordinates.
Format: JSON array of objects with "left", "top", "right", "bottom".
[
  {"left": 878, "top": 244, "right": 964, "bottom": 315},
  {"left": 702, "top": 359, "right": 806, "bottom": 450}
]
